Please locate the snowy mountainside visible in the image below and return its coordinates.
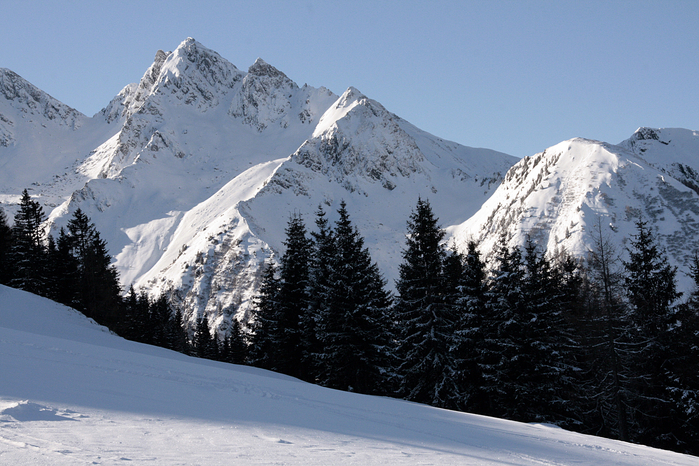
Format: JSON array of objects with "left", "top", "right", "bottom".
[
  {"left": 620, "top": 127, "right": 699, "bottom": 194},
  {"left": 134, "top": 85, "right": 517, "bottom": 331},
  {"left": 2, "top": 284, "right": 696, "bottom": 465},
  {"left": 449, "top": 133, "right": 699, "bottom": 292},
  {"left": 0, "top": 38, "right": 517, "bottom": 334},
  {"left": 0, "top": 68, "right": 117, "bottom": 211}
]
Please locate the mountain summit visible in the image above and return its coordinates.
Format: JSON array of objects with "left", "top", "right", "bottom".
[
  {"left": 449, "top": 131, "right": 699, "bottom": 291},
  {"left": 0, "top": 38, "right": 517, "bottom": 332}
]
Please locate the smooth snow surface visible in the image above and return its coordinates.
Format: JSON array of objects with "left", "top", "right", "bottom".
[{"left": 1, "top": 285, "right": 695, "bottom": 465}]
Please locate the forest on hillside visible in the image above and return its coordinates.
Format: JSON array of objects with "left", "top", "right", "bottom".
[{"left": 1, "top": 192, "right": 698, "bottom": 456}]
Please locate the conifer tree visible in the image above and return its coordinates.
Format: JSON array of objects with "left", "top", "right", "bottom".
[
  {"left": 480, "top": 234, "right": 525, "bottom": 418},
  {"left": 0, "top": 207, "right": 12, "bottom": 285},
  {"left": 168, "top": 308, "right": 191, "bottom": 355},
  {"left": 623, "top": 219, "right": 682, "bottom": 448},
  {"left": 249, "top": 261, "right": 281, "bottom": 370},
  {"left": 48, "top": 228, "right": 81, "bottom": 307},
  {"left": 222, "top": 319, "right": 247, "bottom": 364},
  {"left": 582, "top": 220, "right": 631, "bottom": 441},
  {"left": 452, "top": 240, "right": 489, "bottom": 412},
  {"left": 61, "top": 209, "right": 123, "bottom": 327},
  {"left": 10, "top": 189, "right": 49, "bottom": 294},
  {"left": 275, "top": 214, "right": 312, "bottom": 379},
  {"left": 314, "top": 201, "right": 394, "bottom": 394},
  {"left": 519, "top": 237, "right": 569, "bottom": 423},
  {"left": 303, "top": 205, "right": 335, "bottom": 381},
  {"left": 194, "top": 315, "right": 218, "bottom": 360},
  {"left": 394, "top": 198, "right": 460, "bottom": 408},
  {"left": 667, "top": 252, "right": 699, "bottom": 454}
]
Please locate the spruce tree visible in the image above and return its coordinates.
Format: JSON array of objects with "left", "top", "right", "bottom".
[
  {"left": 249, "top": 261, "right": 281, "bottom": 371},
  {"left": 303, "top": 205, "right": 336, "bottom": 381},
  {"left": 48, "top": 228, "right": 81, "bottom": 307},
  {"left": 519, "top": 237, "right": 570, "bottom": 423},
  {"left": 222, "top": 319, "right": 247, "bottom": 364},
  {"left": 168, "top": 308, "right": 191, "bottom": 355},
  {"left": 451, "top": 241, "right": 488, "bottom": 412},
  {"left": 314, "top": 201, "right": 394, "bottom": 394},
  {"left": 10, "top": 189, "right": 49, "bottom": 294},
  {"left": 0, "top": 206, "right": 12, "bottom": 285},
  {"left": 480, "top": 234, "right": 525, "bottom": 418},
  {"left": 68, "top": 209, "right": 123, "bottom": 326},
  {"left": 623, "top": 219, "right": 682, "bottom": 448},
  {"left": 394, "top": 198, "right": 460, "bottom": 408},
  {"left": 668, "top": 252, "right": 699, "bottom": 454},
  {"left": 583, "top": 220, "right": 631, "bottom": 441},
  {"left": 275, "top": 214, "right": 312, "bottom": 379},
  {"left": 194, "top": 315, "right": 218, "bottom": 360}
]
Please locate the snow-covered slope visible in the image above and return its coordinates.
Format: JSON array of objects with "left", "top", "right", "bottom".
[
  {"left": 450, "top": 132, "right": 699, "bottom": 291},
  {"left": 620, "top": 127, "right": 699, "bottom": 194},
  {"left": 1, "top": 284, "right": 695, "bottom": 466},
  {"left": 0, "top": 68, "right": 117, "bottom": 212},
  {"left": 0, "top": 38, "right": 517, "bottom": 332}
]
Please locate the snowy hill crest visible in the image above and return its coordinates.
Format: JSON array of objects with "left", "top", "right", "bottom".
[{"left": 450, "top": 134, "right": 699, "bottom": 291}]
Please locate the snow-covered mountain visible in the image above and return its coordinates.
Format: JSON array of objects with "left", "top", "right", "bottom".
[
  {"left": 0, "top": 38, "right": 517, "bottom": 332},
  {"left": 2, "top": 284, "right": 695, "bottom": 465},
  {"left": 449, "top": 128, "right": 699, "bottom": 292}
]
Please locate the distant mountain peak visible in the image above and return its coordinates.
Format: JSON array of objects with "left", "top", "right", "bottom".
[
  {"left": 247, "top": 58, "right": 286, "bottom": 79},
  {"left": 0, "top": 68, "right": 84, "bottom": 129}
]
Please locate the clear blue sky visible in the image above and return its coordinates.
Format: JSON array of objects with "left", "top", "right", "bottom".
[{"left": 2, "top": 0, "right": 697, "bottom": 158}]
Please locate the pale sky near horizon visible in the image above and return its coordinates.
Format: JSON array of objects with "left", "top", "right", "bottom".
[{"left": 1, "top": 0, "right": 697, "bottom": 158}]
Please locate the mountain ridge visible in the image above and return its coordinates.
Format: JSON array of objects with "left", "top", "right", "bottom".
[
  {"left": 0, "top": 38, "right": 517, "bottom": 331},
  {"left": 3, "top": 38, "right": 698, "bottom": 332}
]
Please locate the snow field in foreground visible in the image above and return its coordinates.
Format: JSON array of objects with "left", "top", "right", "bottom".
[{"left": 0, "top": 285, "right": 695, "bottom": 465}]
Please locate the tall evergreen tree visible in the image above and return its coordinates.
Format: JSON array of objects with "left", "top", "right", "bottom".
[
  {"left": 314, "top": 201, "right": 394, "bottom": 395},
  {"left": 9, "top": 189, "right": 49, "bottom": 294},
  {"left": 583, "top": 220, "right": 631, "bottom": 441},
  {"left": 451, "top": 240, "right": 489, "bottom": 412},
  {"left": 249, "top": 261, "right": 281, "bottom": 371},
  {"left": 193, "top": 315, "right": 218, "bottom": 360},
  {"left": 668, "top": 252, "right": 699, "bottom": 454},
  {"left": 394, "top": 198, "right": 460, "bottom": 408},
  {"left": 167, "top": 308, "right": 191, "bottom": 355},
  {"left": 518, "top": 237, "right": 571, "bottom": 423},
  {"left": 549, "top": 249, "right": 588, "bottom": 429},
  {"left": 61, "top": 209, "right": 123, "bottom": 327},
  {"left": 222, "top": 319, "right": 247, "bottom": 364},
  {"left": 275, "top": 213, "right": 312, "bottom": 379},
  {"left": 480, "top": 234, "right": 525, "bottom": 418},
  {"left": 623, "top": 219, "right": 682, "bottom": 448},
  {"left": 0, "top": 207, "right": 12, "bottom": 285},
  {"left": 303, "top": 205, "right": 336, "bottom": 381}
]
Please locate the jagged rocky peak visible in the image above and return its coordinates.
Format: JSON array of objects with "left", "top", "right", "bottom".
[
  {"left": 247, "top": 58, "right": 288, "bottom": 80},
  {"left": 229, "top": 57, "right": 305, "bottom": 131},
  {"left": 107, "top": 38, "right": 244, "bottom": 120},
  {"left": 165, "top": 38, "right": 243, "bottom": 87},
  {"left": 0, "top": 68, "right": 84, "bottom": 129},
  {"left": 289, "top": 86, "right": 425, "bottom": 191}
]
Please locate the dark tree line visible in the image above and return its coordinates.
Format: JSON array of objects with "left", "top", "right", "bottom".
[
  {"left": 248, "top": 202, "right": 395, "bottom": 395},
  {"left": 3, "top": 191, "right": 698, "bottom": 456},
  {"left": 1, "top": 190, "right": 123, "bottom": 327},
  {"left": 0, "top": 190, "right": 244, "bottom": 361},
  {"left": 246, "top": 198, "right": 699, "bottom": 456}
]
